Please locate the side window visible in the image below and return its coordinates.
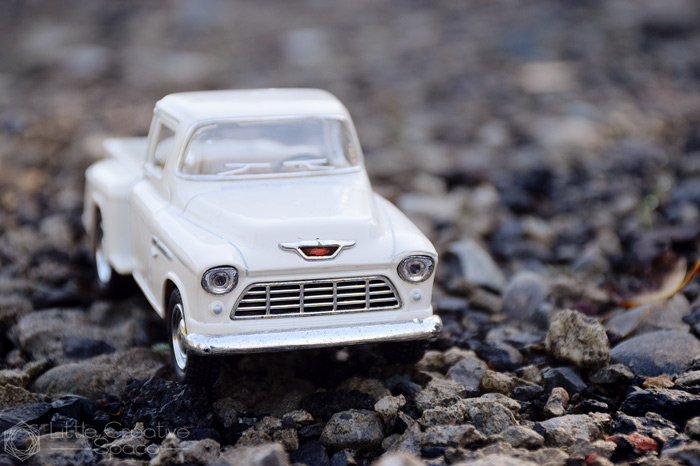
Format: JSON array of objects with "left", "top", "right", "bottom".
[{"left": 153, "top": 123, "right": 176, "bottom": 170}]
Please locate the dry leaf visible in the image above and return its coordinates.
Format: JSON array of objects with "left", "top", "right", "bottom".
[
  {"left": 622, "top": 257, "right": 700, "bottom": 308},
  {"left": 643, "top": 375, "right": 674, "bottom": 389}
]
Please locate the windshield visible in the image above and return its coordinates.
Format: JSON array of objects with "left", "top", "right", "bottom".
[{"left": 179, "top": 118, "right": 360, "bottom": 178}]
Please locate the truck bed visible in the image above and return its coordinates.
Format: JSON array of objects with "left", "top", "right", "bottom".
[{"left": 103, "top": 137, "right": 148, "bottom": 172}]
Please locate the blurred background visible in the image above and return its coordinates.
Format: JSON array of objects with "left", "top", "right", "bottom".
[{"left": 1, "top": 0, "right": 700, "bottom": 296}]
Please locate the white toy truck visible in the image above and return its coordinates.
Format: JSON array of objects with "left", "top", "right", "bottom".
[{"left": 83, "top": 89, "right": 442, "bottom": 384}]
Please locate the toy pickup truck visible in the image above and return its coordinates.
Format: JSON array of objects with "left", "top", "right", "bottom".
[{"left": 83, "top": 89, "right": 442, "bottom": 384}]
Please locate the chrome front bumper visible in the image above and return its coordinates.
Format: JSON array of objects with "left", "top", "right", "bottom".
[{"left": 183, "top": 315, "right": 442, "bottom": 356}]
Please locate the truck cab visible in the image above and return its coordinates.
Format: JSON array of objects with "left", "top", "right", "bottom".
[{"left": 83, "top": 89, "right": 441, "bottom": 384}]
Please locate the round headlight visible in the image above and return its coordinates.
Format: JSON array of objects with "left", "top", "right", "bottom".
[
  {"left": 202, "top": 266, "right": 238, "bottom": 295},
  {"left": 398, "top": 256, "right": 435, "bottom": 283}
]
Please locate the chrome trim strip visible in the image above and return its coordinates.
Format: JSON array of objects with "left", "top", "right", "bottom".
[
  {"left": 183, "top": 315, "right": 442, "bottom": 355},
  {"left": 279, "top": 239, "right": 356, "bottom": 261},
  {"left": 151, "top": 236, "right": 173, "bottom": 260}
]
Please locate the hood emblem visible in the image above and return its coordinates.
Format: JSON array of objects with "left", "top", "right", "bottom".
[{"left": 279, "top": 240, "right": 356, "bottom": 261}]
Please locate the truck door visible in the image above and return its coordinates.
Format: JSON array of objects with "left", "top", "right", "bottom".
[{"left": 131, "top": 112, "right": 177, "bottom": 303}]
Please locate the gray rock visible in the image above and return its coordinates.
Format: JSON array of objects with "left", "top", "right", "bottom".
[
  {"left": 444, "top": 348, "right": 479, "bottom": 367},
  {"left": 0, "top": 384, "right": 40, "bottom": 410},
  {"left": 31, "top": 348, "right": 167, "bottom": 398},
  {"left": 487, "top": 326, "right": 545, "bottom": 350},
  {"left": 0, "top": 368, "right": 31, "bottom": 388},
  {"left": 461, "top": 397, "right": 518, "bottom": 435},
  {"left": 374, "top": 452, "right": 426, "bottom": 466},
  {"left": 0, "top": 359, "right": 52, "bottom": 390},
  {"left": 610, "top": 330, "right": 700, "bottom": 376},
  {"left": 63, "top": 336, "right": 115, "bottom": 359},
  {"left": 0, "top": 402, "right": 52, "bottom": 434},
  {"left": 685, "top": 416, "right": 700, "bottom": 439},
  {"left": 448, "top": 238, "right": 506, "bottom": 292},
  {"left": 542, "top": 367, "right": 587, "bottom": 395},
  {"left": 385, "top": 422, "right": 422, "bottom": 456},
  {"left": 419, "top": 404, "right": 467, "bottom": 428},
  {"left": 213, "top": 397, "right": 241, "bottom": 429},
  {"left": 282, "top": 28, "right": 330, "bottom": 66},
  {"left": 415, "top": 351, "right": 446, "bottom": 372},
  {"left": 662, "top": 444, "right": 700, "bottom": 464},
  {"left": 491, "top": 425, "right": 545, "bottom": 449},
  {"left": 477, "top": 393, "right": 522, "bottom": 414},
  {"left": 319, "top": 409, "right": 384, "bottom": 451},
  {"left": 415, "top": 378, "right": 467, "bottom": 412},
  {"left": 0, "top": 294, "right": 31, "bottom": 330},
  {"left": 520, "top": 447, "right": 569, "bottom": 466},
  {"left": 568, "top": 439, "right": 616, "bottom": 460},
  {"left": 330, "top": 449, "right": 359, "bottom": 466},
  {"left": 255, "top": 416, "right": 283, "bottom": 435},
  {"left": 589, "top": 364, "right": 635, "bottom": 386},
  {"left": 620, "top": 387, "right": 700, "bottom": 424},
  {"left": 288, "top": 440, "right": 329, "bottom": 466},
  {"left": 27, "top": 433, "right": 95, "bottom": 466},
  {"left": 468, "top": 287, "right": 503, "bottom": 314},
  {"left": 397, "top": 192, "right": 463, "bottom": 233},
  {"left": 676, "top": 370, "right": 700, "bottom": 386},
  {"left": 180, "top": 439, "right": 221, "bottom": 464},
  {"left": 572, "top": 245, "right": 610, "bottom": 278},
  {"left": 235, "top": 429, "right": 272, "bottom": 448},
  {"left": 479, "top": 370, "right": 515, "bottom": 395},
  {"left": 447, "top": 356, "right": 488, "bottom": 396},
  {"left": 520, "top": 365, "right": 543, "bottom": 385},
  {"left": 105, "top": 423, "right": 150, "bottom": 457},
  {"left": 548, "top": 277, "right": 609, "bottom": 309},
  {"left": 273, "top": 429, "right": 299, "bottom": 452},
  {"left": 422, "top": 424, "right": 483, "bottom": 448},
  {"left": 546, "top": 309, "right": 610, "bottom": 369},
  {"left": 458, "top": 454, "right": 539, "bottom": 466},
  {"left": 651, "top": 426, "right": 683, "bottom": 447},
  {"left": 502, "top": 271, "right": 550, "bottom": 321},
  {"left": 14, "top": 309, "right": 150, "bottom": 364},
  {"left": 613, "top": 412, "right": 678, "bottom": 437},
  {"left": 443, "top": 446, "right": 483, "bottom": 464},
  {"left": 283, "top": 409, "right": 315, "bottom": 425},
  {"left": 37, "top": 214, "right": 75, "bottom": 254},
  {"left": 374, "top": 394, "right": 406, "bottom": 423},
  {"left": 338, "top": 377, "right": 390, "bottom": 402},
  {"left": 539, "top": 414, "right": 611, "bottom": 448},
  {"left": 218, "top": 442, "right": 290, "bottom": 466},
  {"left": 475, "top": 340, "right": 524, "bottom": 371}
]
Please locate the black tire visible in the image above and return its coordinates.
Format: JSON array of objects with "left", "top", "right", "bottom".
[
  {"left": 379, "top": 340, "right": 429, "bottom": 365},
  {"left": 167, "top": 288, "right": 221, "bottom": 386},
  {"left": 92, "top": 210, "right": 130, "bottom": 296}
]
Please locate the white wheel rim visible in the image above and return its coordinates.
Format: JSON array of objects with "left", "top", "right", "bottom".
[
  {"left": 95, "top": 236, "right": 112, "bottom": 284},
  {"left": 171, "top": 303, "right": 188, "bottom": 370}
]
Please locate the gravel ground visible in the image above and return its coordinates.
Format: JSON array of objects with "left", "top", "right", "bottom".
[{"left": 2, "top": 1, "right": 700, "bottom": 465}]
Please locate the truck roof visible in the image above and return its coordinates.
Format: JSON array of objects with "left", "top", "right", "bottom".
[{"left": 155, "top": 89, "right": 351, "bottom": 125}]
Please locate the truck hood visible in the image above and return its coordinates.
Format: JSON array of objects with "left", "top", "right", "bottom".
[{"left": 180, "top": 177, "right": 396, "bottom": 272}]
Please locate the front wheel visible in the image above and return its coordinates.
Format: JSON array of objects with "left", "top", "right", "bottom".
[{"left": 168, "top": 288, "right": 221, "bottom": 386}]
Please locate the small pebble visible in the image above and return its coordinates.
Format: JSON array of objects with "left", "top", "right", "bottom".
[
  {"left": 546, "top": 309, "right": 610, "bottom": 369},
  {"left": 544, "top": 387, "right": 569, "bottom": 418}
]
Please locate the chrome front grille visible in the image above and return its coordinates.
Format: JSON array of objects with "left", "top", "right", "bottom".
[{"left": 231, "top": 276, "right": 401, "bottom": 319}]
